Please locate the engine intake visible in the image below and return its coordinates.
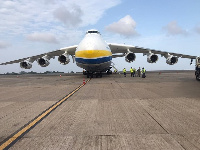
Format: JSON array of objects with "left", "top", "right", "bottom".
[
  {"left": 20, "top": 61, "right": 32, "bottom": 69},
  {"left": 37, "top": 57, "right": 50, "bottom": 67},
  {"left": 147, "top": 53, "right": 158, "bottom": 63},
  {"left": 125, "top": 52, "right": 136, "bottom": 63},
  {"left": 58, "top": 54, "right": 70, "bottom": 65},
  {"left": 166, "top": 56, "right": 178, "bottom": 65}
]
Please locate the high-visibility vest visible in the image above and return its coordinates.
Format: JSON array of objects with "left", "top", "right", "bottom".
[
  {"left": 130, "top": 68, "right": 133, "bottom": 73},
  {"left": 142, "top": 69, "right": 146, "bottom": 73},
  {"left": 123, "top": 69, "right": 126, "bottom": 73}
]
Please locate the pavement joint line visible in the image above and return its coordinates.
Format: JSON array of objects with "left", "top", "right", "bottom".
[
  {"left": 0, "top": 79, "right": 91, "bottom": 150},
  {"left": 141, "top": 105, "right": 169, "bottom": 134}
]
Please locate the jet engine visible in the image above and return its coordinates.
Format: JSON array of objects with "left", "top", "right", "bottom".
[
  {"left": 37, "top": 56, "right": 50, "bottom": 67},
  {"left": 166, "top": 55, "right": 178, "bottom": 65},
  {"left": 147, "top": 53, "right": 158, "bottom": 63},
  {"left": 125, "top": 51, "right": 136, "bottom": 63},
  {"left": 58, "top": 53, "right": 70, "bottom": 65},
  {"left": 20, "top": 61, "right": 32, "bottom": 69}
]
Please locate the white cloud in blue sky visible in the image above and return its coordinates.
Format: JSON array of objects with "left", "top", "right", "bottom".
[
  {"left": 26, "top": 32, "right": 59, "bottom": 43},
  {"left": 162, "top": 21, "right": 188, "bottom": 36},
  {"left": 0, "top": 41, "right": 10, "bottom": 49},
  {"left": 0, "top": 0, "right": 200, "bottom": 73},
  {"left": 105, "top": 15, "right": 139, "bottom": 37},
  {"left": 53, "top": 5, "right": 83, "bottom": 27},
  {"left": 194, "top": 25, "right": 200, "bottom": 35}
]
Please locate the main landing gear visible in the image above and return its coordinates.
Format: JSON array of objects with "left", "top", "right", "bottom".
[
  {"left": 85, "top": 69, "right": 112, "bottom": 78},
  {"left": 195, "top": 70, "right": 200, "bottom": 81},
  {"left": 86, "top": 72, "right": 102, "bottom": 78},
  {"left": 106, "top": 69, "right": 112, "bottom": 75}
]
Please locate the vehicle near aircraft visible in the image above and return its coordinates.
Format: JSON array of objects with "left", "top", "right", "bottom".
[{"left": 0, "top": 29, "right": 198, "bottom": 79}]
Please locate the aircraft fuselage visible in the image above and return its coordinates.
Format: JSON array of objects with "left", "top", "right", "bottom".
[{"left": 75, "top": 30, "right": 112, "bottom": 72}]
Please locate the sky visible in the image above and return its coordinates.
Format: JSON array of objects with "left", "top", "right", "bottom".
[{"left": 0, "top": 0, "right": 200, "bottom": 73}]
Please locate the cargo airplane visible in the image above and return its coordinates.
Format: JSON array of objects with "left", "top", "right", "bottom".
[{"left": 0, "top": 29, "right": 199, "bottom": 79}]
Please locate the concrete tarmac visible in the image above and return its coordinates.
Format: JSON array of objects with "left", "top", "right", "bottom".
[{"left": 0, "top": 72, "right": 200, "bottom": 150}]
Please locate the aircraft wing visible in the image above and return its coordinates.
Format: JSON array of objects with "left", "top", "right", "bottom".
[
  {"left": 0, "top": 45, "right": 77, "bottom": 65},
  {"left": 108, "top": 43, "right": 197, "bottom": 59}
]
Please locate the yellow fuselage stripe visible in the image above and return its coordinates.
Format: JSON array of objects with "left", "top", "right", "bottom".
[
  {"left": 0, "top": 79, "right": 90, "bottom": 149},
  {"left": 75, "top": 50, "right": 112, "bottom": 58}
]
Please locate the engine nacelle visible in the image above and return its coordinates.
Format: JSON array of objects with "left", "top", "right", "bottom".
[
  {"left": 166, "top": 56, "right": 178, "bottom": 65},
  {"left": 37, "top": 57, "right": 50, "bottom": 67},
  {"left": 125, "top": 52, "right": 136, "bottom": 63},
  {"left": 147, "top": 53, "right": 158, "bottom": 63},
  {"left": 20, "top": 61, "right": 32, "bottom": 69},
  {"left": 58, "top": 54, "right": 70, "bottom": 65}
]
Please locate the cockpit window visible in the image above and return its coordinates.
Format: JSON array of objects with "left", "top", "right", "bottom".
[
  {"left": 88, "top": 31, "right": 97, "bottom": 33},
  {"left": 86, "top": 30, "right": 100, "bottom": 34}
]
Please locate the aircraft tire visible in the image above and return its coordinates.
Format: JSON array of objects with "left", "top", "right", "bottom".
[
  {"left": 196, "top": 75, "right": 200, "bottom": 81},
  {"left": 196, "top": 71, "right": 200, "bottom": 81}
]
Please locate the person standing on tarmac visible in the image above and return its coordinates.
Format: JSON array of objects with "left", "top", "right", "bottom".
[
  {"left": 137, "top": 67, "right": 141, "bottom": 77},
  {"left": 142, "top": 67, "right": 146, "bottom": 78},
  {"left": 130, "top": 67, "right": 133, "bottom": 77},
  {"left": 133, "top": 68, "right": 136, "bottom": 77},
  {"left": 123, "top": 68, "right": 126, "bottom": 77}
]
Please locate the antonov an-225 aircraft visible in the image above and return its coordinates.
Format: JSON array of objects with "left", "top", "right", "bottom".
[{"left": 0, "top": 29, "right": 199, "bottom": 78}]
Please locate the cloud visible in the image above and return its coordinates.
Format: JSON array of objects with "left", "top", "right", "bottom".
[
  {"left": 26, "top": 33, "right": 58, "bottom": 43},
  {"left": 53, "top": 5, "right": 83, "bottom": 27},
  {"left": 0, "top": 0, "right": 121, "bottom": 50},
  {"left": 80, "top": 0, "right": 121, "bottom": 26},
  {"left": 0, "top": 0, "right": 121, "bottom": 35},
  {"left": 163, "top": 21, "right": 188, "bottom": 36},
  {"left": 194, "top": 25, "right": 200, "bottom": 35},
  {"left": 105, "top": 15, "right": 139, "bottom": 37},
  {"left": 0, "top": 41, "right": 10, "bottom": 49}
]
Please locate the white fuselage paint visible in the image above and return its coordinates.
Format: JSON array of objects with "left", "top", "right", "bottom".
[{"left": 75, "top": 31, "right": 112, "bottom": 72}]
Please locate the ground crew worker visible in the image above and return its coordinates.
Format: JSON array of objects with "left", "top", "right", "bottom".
[
  {"left": 133, "top": 68, "right": 136, "bottom": 77},
  {"left": 130, "top": 67, "right": 133, "bottom": 77},
  {"left": 114, "top": 69, "right": 117, "bottom": 73},
  {"left": 142, "top": 67, "right": 146, "bottom": 78},
  {"left": 123, "top": 68, "right": 126, "bottom": 77},
  {"left": 137, "top": 67, "right": 141, "bottom": 77}
]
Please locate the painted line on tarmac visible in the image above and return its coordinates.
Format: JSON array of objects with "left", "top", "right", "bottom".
[{"left": 0, "top": 79, "right": 91, "bottom": 150}]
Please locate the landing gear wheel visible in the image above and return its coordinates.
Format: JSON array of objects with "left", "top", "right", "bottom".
[
  {"left": 96, "top": 73, "right": 102, "bottom": 78},
  {"left": 107, "top": 70, "right": 112, "bottom": 74},
  {"left": 196, "top": 71, "right": 200, "bottom": 81},
  {"left": 87, "top": 73, "right": 93, "bottom": 78},
  {"left": 99, "top": 73, "right": 102, "bottom": 78},
  {"left": 196, "top": 75, "right": 200, "bottom": 81}
]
